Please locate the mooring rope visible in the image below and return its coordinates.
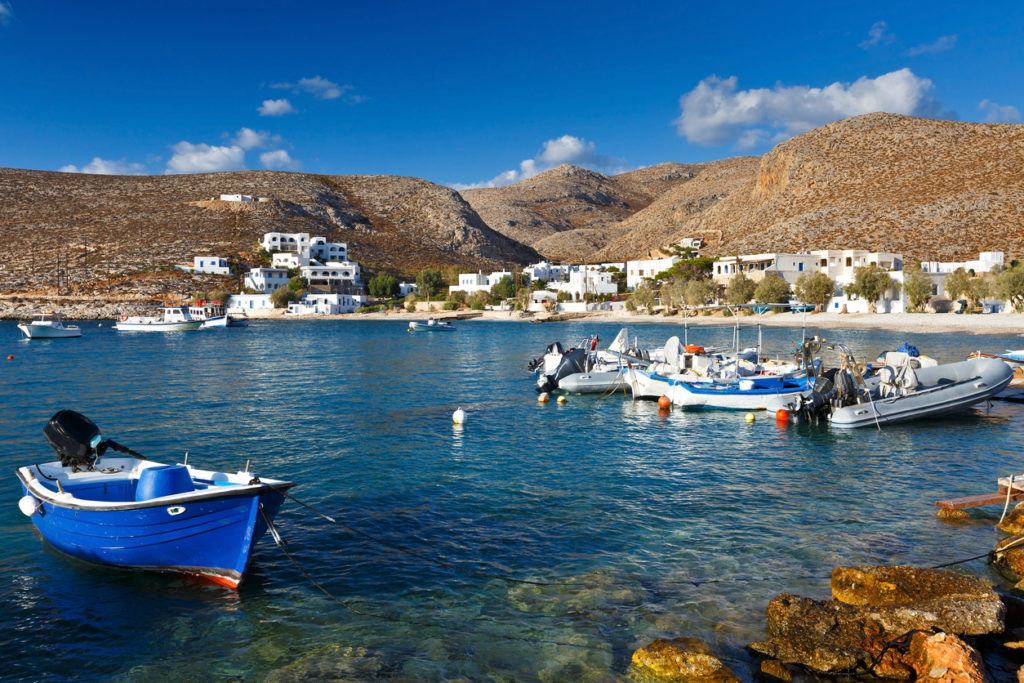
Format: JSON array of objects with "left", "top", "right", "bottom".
[{"left": 1000, "top": 474, "right": 1017, "bottom": 525}]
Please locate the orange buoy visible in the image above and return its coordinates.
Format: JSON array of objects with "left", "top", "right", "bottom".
[
  {"left": 7, "top": 354, "right": 13, "bottom": 360},
  {"left": 658, "top": 408, "right": 670, "bottom": 417},
  {"left": 775, "top": 408, "right": 789, "bottom": 423},
  {"left": 657, "top": 395, "right": 671, "bottom": 409}
]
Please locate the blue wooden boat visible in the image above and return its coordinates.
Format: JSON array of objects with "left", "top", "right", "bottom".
[{"left": 16, "top": 411, "right": 294, "bottom": 588}]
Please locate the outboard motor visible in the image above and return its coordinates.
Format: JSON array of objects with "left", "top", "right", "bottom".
[
  {"left": 43, "top": 410, "right": 145, "bottom": 472},
  {"left": 536, "top": 347, "right": 587, "bottom": 393}
]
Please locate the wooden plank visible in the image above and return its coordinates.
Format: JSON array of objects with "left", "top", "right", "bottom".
[{"left": 936, "top": 491, "right": 1024, "bottom": 510}]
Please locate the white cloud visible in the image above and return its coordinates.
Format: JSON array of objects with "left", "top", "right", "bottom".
[
  {"left": 674, "top": 69, "right": 947, "bottom": 148},
  {"left": 233, "top": 127, "right": 281, "bottom": 150},
  {"left": 258, "top": 98, "right": 297, "bottom": 116},
  {"left": 272, "top": 75, "right": 348, "bottom": 100},
  {"left": 165, "top": 142, "right": 245, "bottom": 174},
  {"left": 859, "top": 21, "right": 892, "bottom": 48},
  {"left": 452, "top": 135, "right": 630, "bottom": 190},
  {"left": 260, "top": 149, "right": 300, "bottom": 170},
  {"left": 59, "top": 157, "right": 147, "bottom": 175},
  {"left": 0, "top": 2, "right": 12, "bottom": 25},
  {"left": 907, "top": 35, "right": 957, "bottom": 56},
  {"left": 978, "top": 99, "right": 1022, "bottom": 123}
]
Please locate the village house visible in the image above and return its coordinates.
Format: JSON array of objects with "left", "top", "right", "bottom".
[
  {"left": 448, "top": 271, "right": 512, "bottom": 296},
  {"left": 712, "top": 253, "right": 819, "bottom": 285},
  {"left": 177, "top": 256, "right": 232, "bottom": 276},
  {"left": 547, "top": 266, "right": 618, "bottom": 301},
  {"left": 244, "top": 267, "right": 289, "bottom": 293},
  {"left": 625, "top": 256, "right": 679, "bottom": 290}
]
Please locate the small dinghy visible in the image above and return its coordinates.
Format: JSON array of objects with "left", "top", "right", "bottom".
[
  {"left": 16, "top": 410, "right": 294, "bottom": 588},
  {"left": 408, "top": 318, "right": 455, "bottom": 332}
]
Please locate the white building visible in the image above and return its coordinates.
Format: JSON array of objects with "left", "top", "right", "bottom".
[
  {"left": 528, "top": 290, "right": 558, "bottom": 312},
  {"left": 300, "top": 261, "right": 362, "bottom": 291},
  {"left": 523, "top": 261, "right": 570, "bottom": 283},
  {"left": 177, "top": 256, "right": 231, "bottom": 275},
  {"left": 712, "top": 253, "right": 819, "bottom": 285},
  {"left": 260, "top": 232, "right": 348, "bottom": 262},
  {"left": 625, "top": 256, "right": 679, "bottom": 290},
  {"left": 448, "top": 271, "right": 512, "bottom": 296},
  {"left": 309, "top": 237, "right": 348, "bottom": 263},
  {"left": 227, "top": 293, "right": 274, "bottom": 311},
  {"left": 920, "top": 251, "right": 1004, "bottom": 275},
  {"left": 286, "top": 292, "right": 368, "bottom": 316},
  {"left": 399, "top": 282, "right": 418, "bottom": 297},
  {"left": 679, "top": 237, "right": 704, "bottom": 251},
  {"left": 548, "top": 267, "right": 618, "bottom": 301},
  {"left": 271, "top": 252, "right": 311, "bottom": 270},
  {"left": 245, "top": 267, "right": 290, "bottom": 293},
  {"left": 810, "top": 250, "right": 903, "bottom": 282}
]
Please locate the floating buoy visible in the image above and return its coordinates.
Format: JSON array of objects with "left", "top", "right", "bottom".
[
  {"left": 538, "top": 392, "right": 550, "bottom": 403},
  {"left": 452, "top": 407, "right": 466, "bottom": 424},
  {"left": 6, "top": 354, "right": 12, "bottom": 360},
  {"left": 775, "top": 408, "right": 790, "bottom": 423},
  {"left": 658, "top": 408, "right": 670, "bottom": 417},
  {"left": 657, "top": 395, "right": 671, "bottom": 409},
  {"left": 19, "top": 495, "right": 40, "bottom": 517},
  {"left": 556, "top": 395, "right": 567, "bottom": 404},
  {"left": 745, "top": 412, "right": 755, "bottom": 422}
]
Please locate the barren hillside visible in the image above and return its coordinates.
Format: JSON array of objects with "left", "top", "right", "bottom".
[
  {"left": 0, "top": 169, "right": 538, "bottom": 296},
  {"left": 598, "top": 114, "right": 1024, "bottom": 263},
  {"left": 460, "top": 163, "right": 698, "bottom": 262}
]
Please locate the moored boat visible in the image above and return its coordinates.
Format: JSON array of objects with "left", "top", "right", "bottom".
[
  {"left": 15, "top": 410, "right": 294, "bottom": 588},
  {"left": 116, "top": 306, "right": 203, "bottom": 332},
  {"left": 17, "top": 312, "right": 82, "bottom": 339},
  {"left": 408, "top": 318, "right": 455, "bottom": 332}
]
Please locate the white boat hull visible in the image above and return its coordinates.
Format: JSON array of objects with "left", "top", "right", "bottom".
[
  {"left": 18, "top": 323, "right": 81, "bottom": 339},
  {"left": 116, "top": 321, "right": 202, "bottom": 332},
  {"left": 557, "top": 371, "right": 625, "bottom": 393}
]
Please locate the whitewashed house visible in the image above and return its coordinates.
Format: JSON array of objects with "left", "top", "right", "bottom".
[
  {"left": 245, "top": 267, "right": 290, "bottom": 293},
  {"left": 548, "top": 267, "right": 618, "bottom": 301},
  {"left": 227, "top": 293, "right": 273, "bottom": 311},
  {"left": 626, "top": 256, "right": 679, "bottom": 290},
  {"left": 309, "top": 237, "right": 348, "bottom": 262},
  {"left": 286, "top": 292, "right": 368, "bottom": 316},
  {"left": 271, "top": 252, "right": 311, "bottom": 270},
  {"left": 260, "top": 232, "right": 312, "bottom": 255},
  {"left": 399, "top": 282, "right": 418, "bottom": 297},
  {"left": 712, "top": 253, "right": 819, "bottom": 286},
  {"left": 448, "top": 271, "right": 512, "bottom": 296},
  {"left": 523, "top": 261, "right": 570, "bottom": 283},
  {"left": 300, "top": 261, "right": 362, "bottom": 293},
  {"left": 920, "top": 251, "right": 1004, "bottom": 275},
  {"left": 177, "top": 256, "right": 231, "bottom": 275},
  {"left": 528, "top": 290, "right": 558, "bottom": 312}
]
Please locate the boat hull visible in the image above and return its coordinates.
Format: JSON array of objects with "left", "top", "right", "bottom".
[
  {"left": 557, "top": 370, "right": 625, "bottom": 393},
  {"left": 115, "top": 321, "right": 202, "bottom": 332},
  {"left": 17, "top": 461, "right": 293, "bottom": 588},
  {"left": 201, "top": 316, "right": 229, "bottom": 328},
  {"left": 18, "top": 323, "right": 81, "bottom": 339},
  {"left": 829, "top": 357, "right": 1014, "bottom": 428},
  {"left": 631, "top": 368, "right": 808, "bottom": 409},
  {"left": 408, "top": 321, "right": 454, "bottom": 331}
]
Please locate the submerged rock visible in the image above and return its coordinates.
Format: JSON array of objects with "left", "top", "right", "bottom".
[
  {"left": 630, "top": 637, "right": 740, "bottom": 682},
  {"left": 937, "top": 508, "right": 970, "bottom": 522},
  {"left": 750, "top": 567, "right": 1003, "bottom": 678}
]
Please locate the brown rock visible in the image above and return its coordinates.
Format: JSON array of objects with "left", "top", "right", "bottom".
[
  {"left": 831, "top": 566, "right": 998, "bottom": 615},
  {"left": 993, "top": 536, "right": 1024, "bottom": 583},
  {"left": 998, "top": 502, "right": 1024, "bottom": 535},
  {"left": 938, "top": 509, "right": 970, "bottom": 522},
  {"left": 758, "top": 659, "right": 794, "bottom": 681},
  {"left": 630, "top": 637, "right": 740, "bottom": 682},
  {"left": 905, "top": 631, "right": 985, "bottom": 682}
]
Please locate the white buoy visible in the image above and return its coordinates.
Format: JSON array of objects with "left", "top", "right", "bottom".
[
  {"left": 19, "top": 495, "right": 40, "bottom": 517},
  {"left": 452, "top": 407, "right": 466, "bottom": 424},
  {"left": 556, "top": 395, "right": 567, "bottom": 404},
  {"left": 538, "top": 392, "right": 550, "bottom": 403},
  {"left": 745, "top": 413, "right": 755, "bottom": 422}
]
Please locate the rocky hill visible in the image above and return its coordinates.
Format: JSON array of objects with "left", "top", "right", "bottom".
[
  {"left": 0, "top": 169, "right": 538, "bottom": 296},
  {"left": 460, "top": 162, "right": 700, "bottom": 262},
  {"left": 595, "top": 113, "right": 1024, "bottom": 263}
]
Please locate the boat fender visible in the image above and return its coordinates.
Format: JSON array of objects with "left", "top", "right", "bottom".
[
  {"left": 19, "top": 495, "right": 41, "bottom": 517},
  {"left": 120, "top": 314, "right": 128, "bottom": 322}
]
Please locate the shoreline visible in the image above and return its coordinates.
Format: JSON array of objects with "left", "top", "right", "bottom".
[{"left": 2, "top": 298, "right": 1022, "bottom": 337}]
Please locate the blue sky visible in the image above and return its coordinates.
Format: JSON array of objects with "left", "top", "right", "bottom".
[{"left": 0, "top": 1, "right": 1021, "bottom": 187}]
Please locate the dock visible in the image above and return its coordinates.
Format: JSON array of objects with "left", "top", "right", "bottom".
[{"left": 936, "top": 476, "right": 1024, "bottom": 510}]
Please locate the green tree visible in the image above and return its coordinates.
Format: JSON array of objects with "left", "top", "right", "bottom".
[
  {"left": 628, "top": 284, "right": 655, "bottom": 312},
  {"left": 287, "top": 275, "right": 306, "bottom": 291},
  {"left": 943, "top": 267, "right": 971, "bottom": 303},
  {"left": 997, "top": 265, "right": 1024, "bottom": 312},
  {"left": 844, "top": 265, "right": 894, "bottom": 313},
  {"left": 966, "top": 277, "right": 990, "bottom": 310},
  {"left": 468, "top": 291, "right": 490, "bottom": 310},
  {"left": 653, "top": 256, "right": 715, "bottom": 283},
  {"left": 448, "top": 290, "right": 468, "bottom": 306},
  {"left": 489, "top": 275, "right": 515, "bottom": 302},
  {"left": 604, "top": 266, "right": 627, "bottom": 294},
  {"left": 270, "top": 286, "right": 301, "bottom": 308},
  {"left": 726, "top": 272, "right": 756, "bottom": 305},
  {"left": 368, "top": 273, "right": 399, "bottom": 299},
  {"left": 794, "top": 272, "right": 835, "bottom": 312},
  {"left": 900, "top": 268, "right": 933, "bottom": 312},
  {"left": 753, "top": 273, "right": 792, "bottom": 309},
  {"left": 684, "top": 279, "right": 717, "bottom": 307},
  {"left": 416, "top": 268, "right": 445, "bottom": 300},
  {"left": 660, "top": 279, "right": 687, "bottom": 309}
]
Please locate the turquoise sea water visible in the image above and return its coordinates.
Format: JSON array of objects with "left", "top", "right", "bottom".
[{"left": 2, "top": 318, "right": 1023, "bottom": 680}]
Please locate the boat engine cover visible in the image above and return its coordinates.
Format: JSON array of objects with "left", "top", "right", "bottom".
[{"left": 44, "top": 410, "right": 101, "bottom": 469}]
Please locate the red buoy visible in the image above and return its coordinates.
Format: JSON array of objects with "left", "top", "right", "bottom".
[
  {"left": 6, "top": 354, "right": 12, "bottom": 360},
  {"left": 657, "top": 395, "right": 671, "bottom": 409},
  {"left": 775, "top": 408, "right": 789, "bottom": 423}
]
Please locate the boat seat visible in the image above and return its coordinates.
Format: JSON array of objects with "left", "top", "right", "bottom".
[{"left": 136, "top": 465, "right": 195, "bottom": 501}]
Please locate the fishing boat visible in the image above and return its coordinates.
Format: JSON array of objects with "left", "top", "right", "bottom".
[
  {"left": 17, "top": 312, "right": 82, "bottom": 339},
  {"left": 15, "top": 410, "right": 294, "bottom": 588},
  {"left": 408, "top": 318, "right": 455, "bottom": 332},
  {"left": 190, "top": 300, "right": 248, "bottom": 328},
  {"left": 768, "top": 340, "right": 1015, "bottom": 428},
  {"left": 632, "top": 367, "right": 810, "bottom": 410},
  {"left": 115, "top": 306, "right": 203, "bottom": 332}
]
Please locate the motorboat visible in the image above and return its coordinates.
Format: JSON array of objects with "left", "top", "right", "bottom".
[
  {"left": 17, "top": 312, "right": 82, "bottom": 339},
  {"left": 530, "top": 329, "right": 652, "bottom": 394},
  {"left": 189, "top": 300, "right": 247, "bottom": 328},
  {"left": 409, "top": 318, "right": 455, "bottom": 332},
  {"left": 15, "top": 410, "right": 294, "bottom": 588},
  {"left": 969, "top": 349, "right": 1024, "bottom": 372},
  {"left": 116, "top": 306, "right": 203, "bottom": 332},
  {"left": 767, "top": 340, "right": 1015, "bottom": 428},
  {"left": 631, "top": 366, "right": 810, "bottom": 410}
]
